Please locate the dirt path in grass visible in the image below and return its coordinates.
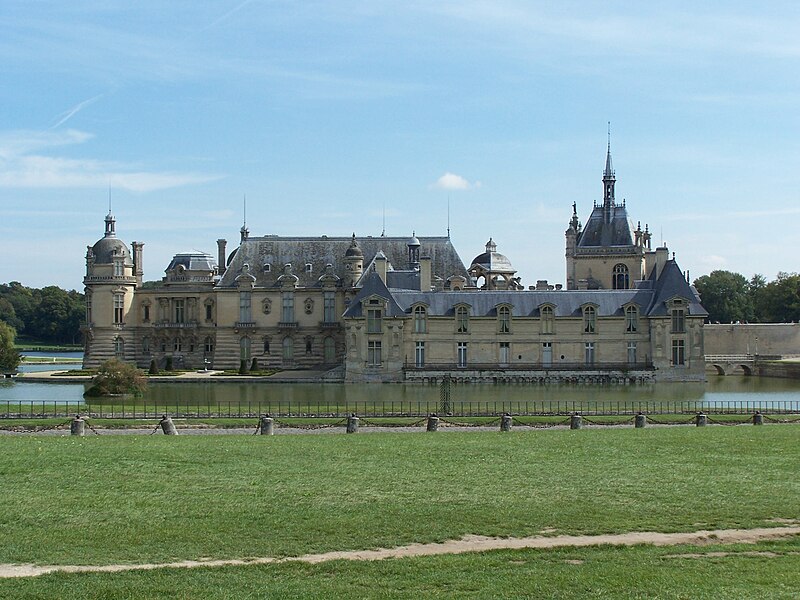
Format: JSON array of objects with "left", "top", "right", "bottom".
[{"left": 1, "top": 525, "right": 799, "bottom": 579}]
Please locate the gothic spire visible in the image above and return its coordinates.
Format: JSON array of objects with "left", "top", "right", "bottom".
[{"left": 602, "top": 122, "right": 616, "bottom": 221}]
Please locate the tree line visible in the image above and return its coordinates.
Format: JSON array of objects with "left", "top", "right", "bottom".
[
  {"left": 693, "top": 271, "right": 800, "bottom": 324},
  {"left": 0, "top": 282, "right": 85, "bottom": 345}
]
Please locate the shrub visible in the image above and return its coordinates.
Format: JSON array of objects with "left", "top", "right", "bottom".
[
  {"left": 165, "top": 356, "right": 173, "bottom": 372},
  {"left": 149, "top": 359, "right": 159, "bottom": 375},
  {"left": 84, "top": 358, "right": 147, "bottom": 397},
  {"left": 250, "top": 358, "right": 259, "bottom": 372},
  {"left": 0, "top": 321, "right": 21, "bottom": 372},
  {"left": 239, "top": 359, "right": 248, "bottom": 374}
]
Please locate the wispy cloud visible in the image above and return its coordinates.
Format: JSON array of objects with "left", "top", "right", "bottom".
[
  {"left": 431, "top": 172, "right": 481, "bottom": 190},
  {"left": 0, "top": 129, "right": 222, "bottom": 192},
  {"left": 49, "top": 93, "right": 106, "bottom": 129}
]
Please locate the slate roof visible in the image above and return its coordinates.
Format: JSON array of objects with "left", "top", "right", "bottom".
[
  {"left": 217, "top": 235, "right": 469, "bottom": 288},
  {"left": 576, "top": 204, "right": 635, "bottom": 247},
  {"left": 646, "top": 260, "right": 708, "bottom": 317},
  {"left": 165, "top": 252, "right": 217, "bottom": 273}
]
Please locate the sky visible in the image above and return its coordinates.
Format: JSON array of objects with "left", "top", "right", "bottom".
[{"left": 2, "top": 1, "right": 800, "bottom": 290}]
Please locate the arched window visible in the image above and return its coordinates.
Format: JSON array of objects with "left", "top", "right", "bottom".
[
  {"left": 498, "top": 306, "right": 511, "bottom": 333},
  {"left": 142, "top": 337, "right": 150, "bottom": 353},
  {"left": 613, "top": 264, "right": 629, "bottom": 289},
  {"left": 455, "top": 306, "right": 469, "bottom": 333},
  {"left": 413, "top": 306, "right": 427, "bottom": 333},
  {"left": 625, "top": 306, "right": 638, "bottom": 333},
  {"left": 282, "top": 336, "right": 294, "bottom": 361},
  {"left": 114, "top": 337, "right": 124, "bottom": 358},
  {"left": 541, "top": 306, "right": 554, "bottom": 334},
  {"left": 240, "top": 337, "right": 251, "bottom": 361},
  {"left": 583, "top": 306, "right": 596, "bottom": 334}
]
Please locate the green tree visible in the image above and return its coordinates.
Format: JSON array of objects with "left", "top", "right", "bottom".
[
  {"left": 0, "top": 321, "right": 21, "bottom": 372},
  {"left": 756, "top": 272, "right": 800, "bottom": 323},
  {"left": 693, "top": 270, "right": 753, "bottom": 323},
  {"left": 84, "top": 359, "right": 147, "bottom": 397}
]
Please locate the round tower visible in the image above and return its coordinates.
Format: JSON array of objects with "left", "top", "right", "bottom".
[{"left": 343, "top": 234, "right": 364, "bottom": 287}]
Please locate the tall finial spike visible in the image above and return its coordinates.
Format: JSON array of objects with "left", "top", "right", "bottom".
[
  {"left": 243, "top": 194, "right": 247, "bottom": 228},
  {"left": 607, "top": 121, "right": 611, "bottom": 152},
  {"left": 447, "top": 194, "right": 451, "bottom": 238},
  {"left": 382, "top": 200, "right": 386, "bottom": 237}
]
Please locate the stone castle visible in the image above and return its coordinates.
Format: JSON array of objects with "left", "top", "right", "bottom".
[{"left": 83, "top": 145, "right": 707, "bottom": 382}]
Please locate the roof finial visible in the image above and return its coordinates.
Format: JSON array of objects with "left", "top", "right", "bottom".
[
  {"left": 604, "top": 122, "right": 614, "bottom": 178},
  {"left": 243, "top": 194, "right": 247, "bottom": 228},
  {"left": 447, "top": 194, "right": 451, "bottom": 239},
  {"left": 381, "top": 200, "right": 386, "bottom": 237}
]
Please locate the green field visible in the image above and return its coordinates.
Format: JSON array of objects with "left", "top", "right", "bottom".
[{"left": 0, "top": 427, "right": 798, "bottom": 597}]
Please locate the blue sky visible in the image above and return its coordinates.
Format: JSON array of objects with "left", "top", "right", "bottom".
[{"left": 2, "top": 1, "right": 799, "bottom": 290}]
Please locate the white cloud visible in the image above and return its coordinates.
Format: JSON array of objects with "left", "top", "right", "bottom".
[
  {"left": 432, "top": 172, "right": 480, "bottom": 190},
  {"left": 0, "top": 129, "right": 222, "bottom": 192},
  {"left": 699, "top": 254, "right": 727, "bottom": 269}
]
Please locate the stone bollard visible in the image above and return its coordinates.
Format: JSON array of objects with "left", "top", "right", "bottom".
[
  {"left": 160, "top": 415, "right": 178, "bottom": 435},
  {"left": 500, "top": 414, "right": 513, "bottom": 432},
  {"left": 570, "top": 414, "right": 582, "bottom": 430},
  {"left": 427, "top": 414, "right": 440, "bottom": 432},
  {"left": 753, "top": 411, "right": 764, "bottom": 426},
  {"left": 70, "top": 415, "right": 85, "bottom": 437},
  {"left": 346, "top": 414, "right": 359, "bottom": 434},
  {"left": 635, "top": 413, "right": 647, "bottom": 428},
  {"left": 695, "top": 412, "right": 707, "bottom": 427},
  {"left": 260, "top": 416, "right": 274, "bottom": 435}
]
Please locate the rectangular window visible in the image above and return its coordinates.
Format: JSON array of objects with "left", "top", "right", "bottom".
[
  {"left": 113, "top": 294, "right": 124, "bottom": 324},
  {"left": 368, "top": 341, "right": 382, "bottom": 366},
  {"left": 584, "top": 307, "right": 596, "bottom": 334},
  {"left": 499, "top": 342, "right": 510, "bottom": 364},
  {"left": 415, "top": 341, "right": 425, "bottom": 367},
  {"left": 456, "top": 307, "right": 469, "bottom": 333},
  {"left": 367, "top": 308, "right": 382, "bottom": 333},
  {"left": 205, "top": 304, "right": 213, "bottom": 321},
  {"left": 627, "top": 341, "right": 637, "bottom": 364},
  {"left": 625, "top": 307, "right": 637, "bottom": 333},
  {"left": 457, "top": 342, "right": 468, "bottom": 367},
  {"left": 174, "top": 299, "right": 185, "bottom": 324},
  {"left": 323, "top": 292, "right": 336, "bottom": 323},
  {"left": 281, "top": 292, "right": 294, "bottom": 323},
  {"left": 498, "top": 307, "right": 511, "bottom": 334},
  {"left": 113, "top": 261, "right": 123, "bottom": 277},
  {"left": 239, "top": 292, "right": 252, "bottom": 323},
  {"left": 584, "top": 342, "right": 595, "bottom": 365},
  {"left": 672, "top": 339, "right": 685, "bottom": 366},
  {"left": 671, "top": 309, "right": 685, "bottom": 333},
  {"left": 143, "top": 304, "right": 150, "bottom": 322},
  {"left": 542, "top": 342, "right": 552, "bottom": 366},
  {"left": 414, "top": 306, "right": 427, "bottom": 333},
  {"left": 174, "top": 337, "right": 182, "bottom": 352},
  {"left": 541, "top": 307, "right": 554, "bottom": 334}
]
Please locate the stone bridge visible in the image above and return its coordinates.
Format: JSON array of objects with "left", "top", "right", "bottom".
[{"left": 705, "top": 354, "right": 756, "bottom": 376}]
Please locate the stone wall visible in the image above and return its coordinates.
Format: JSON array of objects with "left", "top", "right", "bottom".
[{"left": 704, "top": 323, "right": 800, "bottom": 357}]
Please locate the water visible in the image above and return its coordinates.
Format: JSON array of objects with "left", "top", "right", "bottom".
[{"left": 2, "top": 375, "right": 799, "bottom": 417}]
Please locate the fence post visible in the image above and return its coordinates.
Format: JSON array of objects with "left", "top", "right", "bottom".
[
  {"left": 160, "top": 415, "right": 178, "bottom": 435},
  {"left": 427, "top": 414, "right": 440, "bottom": 432},
  {"left": 752, "top": 411, "right": 763, "bottom": 426},
  {"left": 260, "top": 415, "right": 274, "bottom": 435},
  {"left": 635, "top": 412, "right": 647, "bottom": 428},
  {"left": 695, "top": 412, "right": 707, "bottom": 427},
  {"left": 500, "top": 413, "right": 513, "bottom": 432},
  {"left": 70, "top": 415, "right": 85, "bottom": 437},
  {"left": 346, "top": 413, "right": 359, "bottom": 434},
  {"left": 570, "top": 413, "right": 582, "bottom": 430}
]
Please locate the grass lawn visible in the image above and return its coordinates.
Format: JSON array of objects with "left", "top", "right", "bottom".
[{"left": 0, "top": 427, "right": 798, "bottom": 597}]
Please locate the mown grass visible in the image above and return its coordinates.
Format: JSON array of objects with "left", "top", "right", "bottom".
[
  {"left": 0, "top": 427, "right": 798, "bottom": 570},
  {"left": 2, "top": 540, "right": 799, "bottom": 599}
]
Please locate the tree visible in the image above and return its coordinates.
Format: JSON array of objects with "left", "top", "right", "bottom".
[
  {"left": 756, "top": 272, "right": 800, "bottom": 323},
  {"left": 693, "top": 271, "right": 753, "bottom": 323},
  {"left": 0, "top": 321, "right": 21, "bottom": 372},
  {"left": 84, "top": 359, "right": 147, "bottom": 397}
]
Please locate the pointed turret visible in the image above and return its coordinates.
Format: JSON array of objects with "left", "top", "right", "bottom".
[{"left": 602, "top": 124, "right": 616, "bottom": 222}]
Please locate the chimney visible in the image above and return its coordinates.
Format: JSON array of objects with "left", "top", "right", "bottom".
[
  {"left": 217, "top": 239, "right": 227, "bottom": 276},
  {"left": 131, "top": 242, "right": 144, "bottom": 286},
  {"left": 374, "top": 252, "right": 388, "bottom": 284},
  {"left": 419, "top": 256, "right": 432, "bottom": 291},
  {"left": 654, "top": 245, "right": 669, "bottom": 279}
]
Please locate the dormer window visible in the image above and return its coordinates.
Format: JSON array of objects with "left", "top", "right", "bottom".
[
  {"left": 305, "top": 263, "right": 313, "bottom": 273},
  {"left": 367, "top": 307, "right": 382, "bottom": 333},
  {"left": 113, "top": 260, "right": 124, "bottom": 277},
  {"left": 498, "top": 306, "right": 511, "bottom": 334},
  {"left": 625, "top": 305, "right": 638, "bottom": 333},
  {"left": 413, "top": 305, "right": 427, "bottom": 334},
  {"left": 583, "top": 306, "right": 596, "bottom": 334},
  {"left": 455, "top": 306, "right": 469, "bottom": 334},
  {"left": 541, "top": 305, "right": 554, "bottom": 334},
  {"left": 263, "top": 263, "right": 271, "bottom": 273}
]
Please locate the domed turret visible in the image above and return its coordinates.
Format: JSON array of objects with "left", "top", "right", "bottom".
[
  {"left": 469, "top": 238, "right": 518, "bottom": 290},
  {"left": 343, "top": 233, "right": 364, "bottom": 287}
]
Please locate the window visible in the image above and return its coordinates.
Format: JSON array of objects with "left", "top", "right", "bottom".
[
  {"left": 142, "top": 337, "right": 150, "bottom": 353},
  {"left": 584, "top": 306, "right": 596, "bottom": 334},
  {"left": 368, "top": 341, "right": 382, "bottom": 366},
  {"left": 114, "top": 294, "right": 124, "bottom": 324},
  {"left": 113, "top": 260, "right": 124, "bottom": 277},
  {"left": 455, "top": 306, "right": 469, "bottom": 333},
  {"left": 457, "top": 342, "right": 468, "bottom": 367},
  {"left": 628, "top": 342, "right": 637, "bottom": 364},
  {"left": 498, "top": 306, "right": 511, "bottom": 334},
  {"left": 542, "top": 342, "right": 553, "bottom": 366},
  {"left": 281, "top": 292, "right": 294, "bottom": 323},
  {"left": 263, "top": 263, "right": 271, "bottom": 272},
  {"left": 323, "top": 292, "right": 336, "bottom": 323},
  {"left": 415, "top": 341, "right": 425, "bottom": 367},
  {"left": 305, "top": 263, "right": 313, "bottom": 273},
  {"left": 541, "top": 306, "right": 554, "bottom": 334},
  {"left": 114, "top": 337, "right": 124, "bottom": 358},
  {"left": 282, "top": 337, "right": 293, "bottom": 361},
  {"left": 613, "top": 263, "right": 629, "bottom": 289},
  {"left": 205, "top": 304, "right": 213, "bottom": 321},
  {"left": 240, "top": 292, "right": 252, "bottom": 323},
  {"left": 367, "top": 308, "right": 382, "bottom": 333},
  {"left": 324, "top": 337, "right": 336, "bottom": 363},
  {"left": 625, "top": 306, "right": 638, "bottom": 333},
  {"left": 671, "top": 308, "right": 685, "bottom": 333},
  {"left": 240, "top": 337, "right": 251, "bottom": 361},
  {"left": 174, "top": 337, "right": 182, "bottom": 352},
  {"left": 499, "top": 342, "right": 510, "bottom": 364},
  {"left": 305, "top": 337, "right": 313, "bottom": 354},
  {"left": 204, "top": 337, "right": 214, "bottom": 354},
  {"left": 263, "top": 338, "right": 270, "bottom": 354},
  {"left": 413, "top": 306, "right": 427, "bottom": 333},
  {"left": 174, "top": 299, "right": 185, "bottom": 324},
  {"left": 584, "top": 342, "right": 595, "bottom": 365},
  {"left": 672, "top": 339, "right": 685, "bottom": 366}
]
